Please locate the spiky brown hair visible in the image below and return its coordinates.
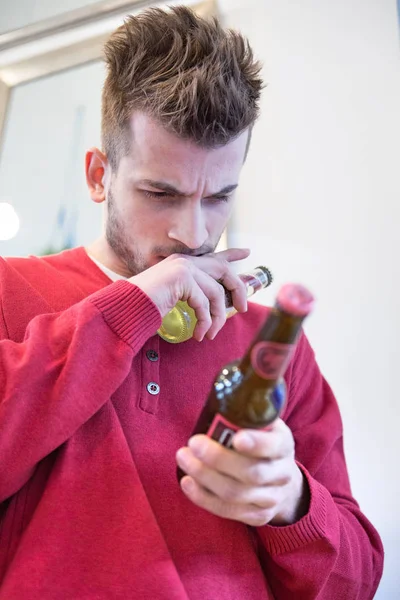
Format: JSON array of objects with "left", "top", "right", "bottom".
[{"left": 102, "top": 5, "right": 263, "bottom": 169}]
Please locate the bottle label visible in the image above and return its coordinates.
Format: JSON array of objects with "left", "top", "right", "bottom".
[
  {"left": 250, "top": 341, "right": 294, "bottom": 380},
  {"left": 206, "top": 414, "right": 240, "bottom": 448},
  {"left": 206, "top": 413, "right": 271, "bottom": 449}
]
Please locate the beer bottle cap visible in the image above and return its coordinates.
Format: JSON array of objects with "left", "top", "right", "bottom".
[{"left": 277, "top": 283, "right": 315, "bottom": 316}]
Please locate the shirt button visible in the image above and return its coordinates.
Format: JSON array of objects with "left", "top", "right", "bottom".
[
  {"left": 146, "top": 350, "right": 159, "bottom": 362},
  {"left": 147, "top": 382, "right": 160, "bottom": 395}
]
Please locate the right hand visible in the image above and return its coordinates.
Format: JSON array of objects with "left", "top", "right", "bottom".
[{"left": 129, "top": 248, "right": 250, "bottom": 341}]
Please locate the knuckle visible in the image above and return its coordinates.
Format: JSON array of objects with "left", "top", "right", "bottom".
[
  {"left": 249, "top": 510, "right": 272, "bottom": 527},
  {"left": 217, "top": 258, "right": 230, "bottom": 276},
  {"left": 201, "top": 297, "right": 211, "bottom": 310},
  {"left": 201, "top": 315, "right": 212, "bottom": 329},
  {"left": 220, "top": 482, "right": 241, "bottom": 503},
  {"left": 217, "top": 502, "right": 238, "bottom": 521},
  {"left": 200, "top": 306, "right": 212, "bottom": 325},
  {"left": 217, "top": 280, "right": 227, "bottom": 299},
  {"left": 169, "top": 253, "right": 184, "bottom": 263},
  {"left": 280, "top": 473, "right": 291, "bottom": 486},
  {"left": 210, "top": 280, "right": 225, "bottom": 300},
  {"left": 247, "top": 464, "right": 268, "bottom": 486},
  {"left": 203, "top": 316, "right": 213, "bottom": 329},
  {"left": 205, "top": 443, "right": 226, "bottom": 468},
  {"left": 211, "top": 313, "right": 226, "bottom": 327},
  {"left": 174, "top": 256, "right": 191, "bottom": 271},
  {"left": 189, "top": 460, "right": 204, "bottom": 479},
  {"left": 175, "top": 255, "right": 197, "bottom": 272},
  {"left": 238, "top": 278, "right": 247, "bottom": 295},
  {"left": 210, "top": 291, "right": 228, "bottom": 316}
]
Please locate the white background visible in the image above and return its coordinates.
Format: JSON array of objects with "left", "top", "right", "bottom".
[{"left": 0, "top": 0, "right": 101, "bottom": 34}]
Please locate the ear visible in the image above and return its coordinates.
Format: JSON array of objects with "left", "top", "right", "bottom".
[{"left": 85, "top": 148, "right": 108, "bottom": 203}]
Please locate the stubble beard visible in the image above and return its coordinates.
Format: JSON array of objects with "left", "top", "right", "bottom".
[{"left": 105, "top": 187, "right": 148, "bottom": 276}]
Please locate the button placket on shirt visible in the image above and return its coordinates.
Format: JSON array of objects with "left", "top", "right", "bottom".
[
  {"left": 147, "top": 382, "right": 160, "bottom": 395},
  {"left": 139, "top": 337, "right": 161, "bottom": 414},
  {"left": 146, "top": 349, "right": 159, "bottom": 362}
]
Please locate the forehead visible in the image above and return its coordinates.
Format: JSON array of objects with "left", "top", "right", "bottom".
[{"left": 119, "top": 112, "right": 248, "bottom": 189}]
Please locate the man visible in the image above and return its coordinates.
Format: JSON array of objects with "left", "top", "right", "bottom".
[{"left": 0, "top": 6, "right": 383, "bottom": 599}]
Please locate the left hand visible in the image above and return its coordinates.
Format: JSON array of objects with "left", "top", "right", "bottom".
[{"left": 176, "top": 418, "right": 310, "bottom": 527}]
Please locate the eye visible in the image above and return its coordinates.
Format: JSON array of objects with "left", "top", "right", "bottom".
[
  {"left": 209, "top": 195, "right": 230, "bottom": 203},
  {"left": 143, "top": 190, "right": 170, "bottom": 199}
]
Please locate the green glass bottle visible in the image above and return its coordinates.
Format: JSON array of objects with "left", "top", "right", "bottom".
[{"left": 158, "top": 266, "right": 273, "bottom": 343}]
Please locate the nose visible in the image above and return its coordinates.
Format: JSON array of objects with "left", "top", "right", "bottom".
[{"left": 168, "top": 203, "right": 208, "bottom": 250}]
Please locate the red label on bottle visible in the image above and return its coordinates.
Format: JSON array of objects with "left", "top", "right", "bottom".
[
  {"left": 207, "top": 414, "right": 240, "bottom": 448},
  {"left": 207, "top": 414, "right": 272, "bottom": 448},
  {"left": 250, "top": 341, "right": 294, "bottom": 380}
]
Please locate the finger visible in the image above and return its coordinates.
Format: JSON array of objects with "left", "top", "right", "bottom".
[
  {"left": 186, "top": 271, "right": 227, "bottom": 341},
  {"left": 209, "top": 255, "right": 248, "bottom": 314},
  {"left": 217, "top": 268, "right": 248, "bottom": 315},
  {"left": 177, "top": 275, "right": 212, "bottom": 341},
  {"left": 176, "top": 447, "right": 282, "bottom": 508},
  {"left": 212, "top": 248, "right": 251, "bottom": 263},
  {"left": 189, "top": 255, "right": 247, "bottom": 314},
  {"left": 179, "top": 476, "right": 274, "bottom": 527},
  {"left": 232, "top": 419, "right": 295, "bottom": 460},
  {"left": 187, "top": 250, "right": 250, "bottom": 314},
  {"left": 187, "top": 435, "right": 291, "bottom": 486}
]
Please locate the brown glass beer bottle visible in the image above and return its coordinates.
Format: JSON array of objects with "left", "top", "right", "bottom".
[{"left": 178, "top": 283, "right": 314, "bottom": 481}]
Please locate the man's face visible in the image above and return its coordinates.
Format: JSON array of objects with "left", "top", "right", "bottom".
[{"left": 100, "top": 112, "right": 248, "bottom": 276}]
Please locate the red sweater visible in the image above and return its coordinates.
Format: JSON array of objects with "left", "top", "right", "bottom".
[{"left": 0, "top": 247, "right": 383, "bottom": 599}]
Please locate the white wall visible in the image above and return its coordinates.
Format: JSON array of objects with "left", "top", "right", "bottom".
[
  {"left": 218, "top": 0, "right": 400, "bottom": 597},
  {"left": 0, "top": 0, "right": 101, "bottom": 34},
  {"left": 0, "top": 60, "right": 105, "bottom": 256}
]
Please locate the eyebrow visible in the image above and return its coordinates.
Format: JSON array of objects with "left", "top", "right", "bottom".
[{"left": 137, "top": 179, "right": 238, "bottom": 197}]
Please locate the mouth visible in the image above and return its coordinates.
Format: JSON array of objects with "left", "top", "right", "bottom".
[{"left": 154, "top": 251, "right": 207, "bottom": 263}]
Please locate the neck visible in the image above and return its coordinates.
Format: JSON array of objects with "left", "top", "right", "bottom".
[{"left": 86, "top": 237, "right": 132, "bottom": 278}]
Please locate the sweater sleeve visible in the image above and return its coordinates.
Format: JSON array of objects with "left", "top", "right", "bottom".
[
  {"left": 0, "top": 279, "right": 161, "bottom": 503},
  {"left": 254, "top": 333, "right": 384, "bottom": 599}
]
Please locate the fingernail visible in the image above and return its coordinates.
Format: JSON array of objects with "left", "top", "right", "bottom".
[
  {"left": 235, "top": 432, "right": 254, "bottom": 450},
  {"left": 181, "top": 477, "right": 195, "bottom": 494},
  {"left": 176, "top": 448, "right": 189, "bottom": 468}
]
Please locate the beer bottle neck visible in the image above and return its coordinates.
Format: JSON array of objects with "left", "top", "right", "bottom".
[
  {"left": 238, "top": 305, "right": 306, "bottom": 381},
  {"left": 225, "top": 266, "right": 272, "bottom": 308}
]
